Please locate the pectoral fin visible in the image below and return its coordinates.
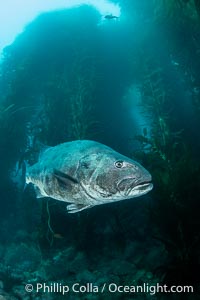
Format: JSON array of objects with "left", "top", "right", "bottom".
[
  {"left": 53, "top": 169, "right": 79, "bottom": 187},
  {"left": 34, "top": 186, "right": 46, "bottom": 198},
  {"left": 67, "top": 203, "right": 93, "bottom": 213}
]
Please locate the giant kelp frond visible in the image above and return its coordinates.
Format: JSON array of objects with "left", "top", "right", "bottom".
[
  {"left": 0, "top": 104, "right": 14, "bottom": 121},
  {"left": 134, "top": 53, "right": 200, "bottom": 289},
  {"left": 153, "top": 0, "right": 199, "bottom": 22}
]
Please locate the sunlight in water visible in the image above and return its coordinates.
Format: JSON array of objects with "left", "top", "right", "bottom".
[{"left": 0, "top": 0, "right": 121, "bottom": 52}]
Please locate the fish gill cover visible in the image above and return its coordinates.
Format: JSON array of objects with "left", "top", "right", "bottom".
[{"left": 0, "top": 1, "right": 200, "bottom": 299}]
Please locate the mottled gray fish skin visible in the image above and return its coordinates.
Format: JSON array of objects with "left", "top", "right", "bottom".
[{"left": 26, "top": 140, "right": 153, "bottom": 213}]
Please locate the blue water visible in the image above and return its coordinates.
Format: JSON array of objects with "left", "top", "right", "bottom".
[{"left": 0, "top": 1, "right": 200, "bottom": 299}]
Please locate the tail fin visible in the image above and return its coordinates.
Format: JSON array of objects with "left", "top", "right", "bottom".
[
  {"left": 15, "top": 159, "right": 28, "bottom": 192},
  {"left": 22, "top": 160, "right": 27, "bottom": 192}
]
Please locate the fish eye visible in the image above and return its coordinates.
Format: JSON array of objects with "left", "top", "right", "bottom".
[{"left": 115, "top": 160, "right": 124, "bottom": 168}]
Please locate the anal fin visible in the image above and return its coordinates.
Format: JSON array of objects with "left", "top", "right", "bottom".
[{"left": 67, "top": 203, "right": 93, "bottom": 213}]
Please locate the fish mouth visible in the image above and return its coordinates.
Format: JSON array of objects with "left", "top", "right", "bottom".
[
  {"left": 117, "top": 175, "right": 153, "bottom": 197},
  {"left": 134, "top": 181, "right": 153, "bottom": 191},
  {"left": 128, "top": 180, "right": 153, "bottom": 196},
  {"left": 124, "top": 179, "right": 153, "bottom": 197}
]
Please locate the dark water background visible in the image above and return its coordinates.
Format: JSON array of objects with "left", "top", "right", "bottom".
[{"left": 0, "top": 0, "right": 200, "bottom": 299}]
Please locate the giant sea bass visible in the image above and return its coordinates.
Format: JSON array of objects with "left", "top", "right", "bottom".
[{"left": 26, "top": 140, "right": 153, "bottom": 213}]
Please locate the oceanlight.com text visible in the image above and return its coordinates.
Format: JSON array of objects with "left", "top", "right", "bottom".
[{"left": 24, "top": 282, "right": 194, "bottom": 295}]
